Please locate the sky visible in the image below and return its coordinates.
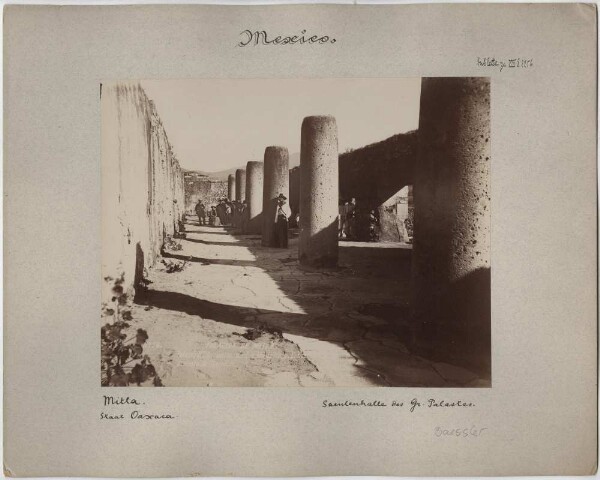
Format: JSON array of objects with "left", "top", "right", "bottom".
[{"left": 141, "top": 78, "right": 421, "bottom": 173}]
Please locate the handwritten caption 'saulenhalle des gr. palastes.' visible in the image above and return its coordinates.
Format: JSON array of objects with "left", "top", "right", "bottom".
[{"left": 322, "top": 397, "right": 475, "bottom": 412}]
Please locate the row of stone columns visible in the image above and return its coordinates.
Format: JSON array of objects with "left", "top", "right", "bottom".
[
  {"left": 228, "top": 78, "right": 489, "bottom": 295},
  {"left": 233, "top": 149, "right": 290, "bottom": 242},
  {"left": 221, "top": 79, "right": 489, "bottom": 369},
  {"left": 228, "top": 116, "right": 340, "bottom": 269}
]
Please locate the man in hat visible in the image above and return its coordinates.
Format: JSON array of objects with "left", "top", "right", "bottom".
[
  {"left": 274, "top": 193, "right": 292, "bottom": 248},
  {"left": 210, "top": 205, "right": 220, "bottom": 226},
  {"left": 240, "top": 200, "right": 248, "bottom": 233},
  {"left": 224, "top": 198, "right": 233, "bottom": 225},
  {"left": 368, "top": 209, "right": 380, "bottom": 242},
  {"left": 346, "top": 197, "right": 357, "bottom": 240},
  {"left": 215, "top": 198, "right": 225, "bottom": 225},
  {"left": 195, "top": 199, "right": 206, "bottom": 226}
]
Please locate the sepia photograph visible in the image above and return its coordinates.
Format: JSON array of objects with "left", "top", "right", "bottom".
[{"left": 101, "top": 77, "right": 491, "bottom": 388}]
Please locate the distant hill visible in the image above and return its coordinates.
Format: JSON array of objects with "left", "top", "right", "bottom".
[
  {"left": 188, "top": 152, "right": 300, "bottom": 181},
  {"left": 191, "top": 167, "right": 236, "bottom": 182}
]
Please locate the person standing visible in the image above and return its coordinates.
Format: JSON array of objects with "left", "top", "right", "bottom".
[
  {"left": 215, "top": 199, "right": 226, "bottom": 225},
  {"left": 225, "top": 198, "right": 233, "bottom": 225},
  {"left": 274, "top": 193, "right": 292, "bottom": 248},
  {"left": 346, "top": 197, "right": 357, "bottom": 240},
  {"left": 240, "top": 200, "right": 248, "bottom": 233},
  {"left": 368, "top": 209, "right": 380, "bottom": 242},
  {"left": 210, "top": 205, "right": 221, "bottom": 226},
  {"left": 338, "top": 200, "right": 351, "bottom": 239},
  {"left": 195, "top": 200, "right": 206, "bottom": 226},
  {"left": 231, "top": 200, "right": 239, "bottom": 229}
]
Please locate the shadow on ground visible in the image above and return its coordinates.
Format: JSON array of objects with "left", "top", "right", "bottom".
[{"left": 134, "top": 219, "right": 490, "bottom": 387}]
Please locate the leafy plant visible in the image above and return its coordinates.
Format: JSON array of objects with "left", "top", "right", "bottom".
[
  {"left": 163, "top": 235, "right": 183, "bottom": 251},
  {"left": 161, "top": 258, "right": 188, "bottom": 273},
  {"left": 101, "top": 321, "right": 162, "bottom": 387},
  {"left": 129, "top": 357, "right": 164, "bottom": 386},
  {"left": 101, "top": 277, "right": 162, "bottom": 387},
  {"left": 404, "top": 207, "right": 414, "bottom": 238}
]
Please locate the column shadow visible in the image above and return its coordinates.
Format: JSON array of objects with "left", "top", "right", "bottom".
[{"left": 144, "top": 219, "right": 490, "bottom": 384}]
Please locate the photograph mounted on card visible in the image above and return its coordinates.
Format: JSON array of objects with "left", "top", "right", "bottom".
[{"left": 4, "top": 3, "right": 596, "bottom": 477}]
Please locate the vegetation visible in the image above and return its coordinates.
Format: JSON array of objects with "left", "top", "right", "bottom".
[
  {"left": 405, "top": 207, "right": 414, "bottom": 239},
  {"left": 101, "top": 274, "right": 163, "bottom": 387}
]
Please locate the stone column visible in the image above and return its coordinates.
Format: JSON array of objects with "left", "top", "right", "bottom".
[
  {"left": 245, "top": 161, "right": 263, "bottom": 234},
  {"left": 235, "top": 169, "right": 246, "bottom": 202},
  {"left": 262, "top": 146, "right": 289, "bottom": 247},
  {"left": 411, "top": 77, "right": 491, "bottom": 373},
  {"left": 289, "top": 167, "right": 300, "bottom": 224},
  {"left": 298, "top": 116, "right": 339, "bottom": 267},
  {"left": 228, "top": 174, "right": 237, "bottom": 228},
  {"left": 228, "top": 174, "right": 236, "bottom": 200}
]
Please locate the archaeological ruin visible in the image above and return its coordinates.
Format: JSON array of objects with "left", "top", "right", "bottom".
[
  {"left": 245, "top": 161, "right": 264, "bottom": 235},
  {"left": 184, "top": 172, "right": 227, "bottom": 213},
  {"left": 102, "top": 77, "right": 491, "bottom": 387},
  {"left": 101, "top": 83, "right": 185, "bottom": 304},
  {"left": 262, "top": 147, "right": 289, "bottom": 247}
]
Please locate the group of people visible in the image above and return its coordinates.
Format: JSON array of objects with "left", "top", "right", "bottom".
[
  {"left": 338, "top": 198, "right": 380, "bottom": 242},
  {"left": 194, "top": 195, "right": 383, "bottom": 247},
  {"left": 195, "top": 195, "right": 382, "bottom": 244},
  {"left": 195, "top": 198, "right": 247, "bottom": 228},
  {"left": 193, "top": 193, "right": 292, "bottom": 248}
]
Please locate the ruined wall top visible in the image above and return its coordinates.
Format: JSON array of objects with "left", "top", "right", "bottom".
[{"left": 339, "top": 130, "right": 418, "bottom": 208}]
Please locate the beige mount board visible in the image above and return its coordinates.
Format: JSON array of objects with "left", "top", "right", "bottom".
[{"left": 3, "top": 3, "right": 597, "bottom": 478}]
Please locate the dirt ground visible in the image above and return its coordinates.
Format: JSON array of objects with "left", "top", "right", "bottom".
[{"left": 127, "top": 220, "right": 489, "bottom": 387}]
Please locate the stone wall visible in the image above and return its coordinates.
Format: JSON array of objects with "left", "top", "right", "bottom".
[
  {"left": 184, "top": 173, "right": 228, "bottom": 212},
  {"left": 339, "top": 131, "right": 416, "bottom": 243},
  {"left": 102, "top": 82, "right": 185, "bottom": 305},
  {"left": 289, "top": 131, "right": 417, "bottom": 241},
  {"left": 378, "top": 185, "right": 413, "bottom": 243},
  {"left": 338, "top": 131, "right": 417, "bottom": 210}
]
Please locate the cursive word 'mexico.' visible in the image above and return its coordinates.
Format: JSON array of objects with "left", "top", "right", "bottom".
[{"left": 238, "top": 29, "right": 336, "bottom": 47}]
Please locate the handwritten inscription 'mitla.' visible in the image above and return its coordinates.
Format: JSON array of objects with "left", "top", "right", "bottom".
[
  {"left": 103, "top": 395, "right": 141, "bottom": 406},
  {"left": 238, "top": 29, "right": 336, "bottom": 47}
]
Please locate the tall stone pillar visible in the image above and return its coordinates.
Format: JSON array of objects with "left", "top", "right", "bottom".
[
  {"left": 245, "top": 161, "right": 263, "bottom": 234},
  {"left": 235, "top": 169, "right": 246, "bottom": 202},
  {"left": 298, "top": 116, "right": 339, "bottom": 267},
  {"left": 228, "top": 173, "right": 238, "bottom": 228},
  {"left": 411, "top": 77, "right": 491, "bottom": 373},
  {"left": 262, "top": 146, "right": 289, "bottom": 247},
  {"left": 228, "top": 174, "right": 236, "bottom": 200},
  {"left": 289, "top": 167, "right": 300, "bottom": 223}
]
